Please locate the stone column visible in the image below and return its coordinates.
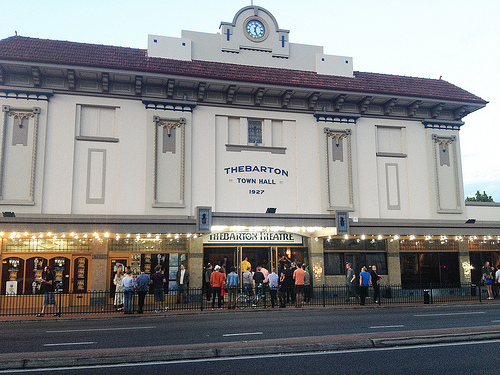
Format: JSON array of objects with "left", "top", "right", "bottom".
[
  {"left": 458, "top": 239, "right": 471, "bottom": 284},
  {"left": 90, "top": 238, "right": 109, "bottom": 291},
  {"left": 308, "top": 237, "right": 325, "bottom": 285},
  {"left": 189, "top": 235, "right": 204, "bottom": 288},
  {"left": 387, "top": 239, "right": 401, "bottom": 285}
]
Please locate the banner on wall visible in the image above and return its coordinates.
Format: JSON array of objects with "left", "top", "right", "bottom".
[{"left": 6, "top": 281, "right": 17, "bottom": 295}]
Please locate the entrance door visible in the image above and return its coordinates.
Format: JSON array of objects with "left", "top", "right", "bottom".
[{"left": 242, "top": 247, "right": 270, "bottom": 271}]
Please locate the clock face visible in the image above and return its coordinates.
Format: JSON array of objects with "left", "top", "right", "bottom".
[{"left": 246, "top": 19, "right": 265, "bottom": 39}]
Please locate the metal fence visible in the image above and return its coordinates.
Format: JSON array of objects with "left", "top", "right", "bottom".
[{"left": 0, "top": 283, "right": 490, "bottom": 317}]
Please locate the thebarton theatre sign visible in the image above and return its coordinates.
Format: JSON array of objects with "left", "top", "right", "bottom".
[{"left": 204, "top": 231, "right": 303, "bottom": 245}]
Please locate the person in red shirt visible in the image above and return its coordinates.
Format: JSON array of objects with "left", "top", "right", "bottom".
[
  {"left": 293, "top": 262, "right": 305, "bottom": 308},
  {"left": 210, "top": 265, "right": 226, "bottom": 310}
]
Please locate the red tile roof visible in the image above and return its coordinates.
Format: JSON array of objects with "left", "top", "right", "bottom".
[{"left": 0, "top": 36, "right": 487, "bottom": 105}]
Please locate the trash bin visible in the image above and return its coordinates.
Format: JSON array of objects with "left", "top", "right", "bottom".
[
  {"left": 471, "top": 284, "right": 477, "bottom": 297},
  {"left": 384, "top": 286, "right": 392, "bottom": 299},
  {"left": 423, "top": 289, "right": 430, "bottom": 304}
]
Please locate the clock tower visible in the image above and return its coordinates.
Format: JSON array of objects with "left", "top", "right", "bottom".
[{"left": 219, "top": 5, "right": 290, "bottom": 58}]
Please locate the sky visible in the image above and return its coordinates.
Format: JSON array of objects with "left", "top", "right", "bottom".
[{"left": 1, "top": 0, "right": 499, "bottom": 201}]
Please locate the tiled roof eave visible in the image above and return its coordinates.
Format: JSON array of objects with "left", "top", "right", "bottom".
[{"left": 0, "top": 36, "right": 488, "bottom": 106}]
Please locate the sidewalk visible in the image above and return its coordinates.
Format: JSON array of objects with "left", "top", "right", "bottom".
[
  {"left": 0, "top": 298, "right": 498, "bottom": 323},
  {"left": 1, "top": 301, "right": 500, "bottom": 370}
]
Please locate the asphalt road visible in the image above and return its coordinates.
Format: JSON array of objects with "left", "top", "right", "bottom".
[
  {"left": 2, "top": 303, "right": 500, "bottom": 355},
  {"left": 3, "top": 339, "right": 499, "bottom": 375}
]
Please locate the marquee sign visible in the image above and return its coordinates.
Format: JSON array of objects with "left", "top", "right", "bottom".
[{"left": 204, "top": 231, "right": 303, "bottom": 245}]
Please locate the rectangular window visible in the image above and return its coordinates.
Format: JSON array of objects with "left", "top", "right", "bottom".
[
  {"left": 77, "top": 105, "right": 117, "bottom": 138},
  {"left": 248, "top": 119, "right": 262, "bottom": 145},
  {"left": 324, "top": 252, "right": 343, "bottom": 275},
  {"left": 376, "top": 126, "right": 406, "bottom": 157},
  {"left": 400, "top": 252, "right": 459, "bottom": 286},
  {"left": 324, "top": 252, "right": 387, "bottom": 275}
]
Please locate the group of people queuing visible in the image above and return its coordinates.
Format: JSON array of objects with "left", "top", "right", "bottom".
[
  {"left": 113, "top": 263, "right": 189, "bottom": 314},
  {"left": 481, "top": 261, "right": 500, "bottom": 300},
  {"left": 345, "top": 263, "right": 381, "bottom": 305},
  {"left": 203, "top": 255, "right": 312, "bottom": 310}
]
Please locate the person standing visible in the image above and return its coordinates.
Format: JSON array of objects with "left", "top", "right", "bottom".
[
  {"left": 268, "top": 268, "right": 279, "bottom": 308},
  {"left": 303, "top": 265, "right": 311, "bottom": 304},
  {"left": 113, "top": 265, "right": 125, "bottom": 311},
  {"left": 135, "top": 268, "right": 150, "bottom": 314},
  {"left": 260, "top": 263, "right": 269, "bottom": 307},
  {"left": 37, "top": 266, "right": 59, "bottom": 317},
  {"left": 359, "top": 266, "right": 371, "bottom": 306},
  {"left": 176, "top": 264, "right": 190, "bottom": 304},
  {"left": 290, "top": 262, "right": 297, "bottom": 304},
  {"left": 482, "top": 261, "right": 494, "bottom": 300},
  {"left": 121, "top": 269, "right": 135, "bottom": 314},
  {"left": 293, "top": 262, "right": 305, "bottom": 308},
  {"left": 278, "top": 267, "right": 287, "bottom": 308},
  {"left": 345, "top": 263, "right": 358, "bottom": 302},
  {"left": 370, "top": 265, "right": 381, "bottom": 304},
  {"left": 242, "top": 266, "right": 254, "bottom": 297},
  {"left": 204, "top": 263, "right": 213, "bottom": 302},
  {"left": 253, "top": 266, "right": 265, "bottom": 306},
  {"left": 226, "top": 266, "right": 240, "bottom": 309},
  {"left": 151, "top": 265, "right": 168, "bottom": 312},
  {"left": 283, "top": 264, "right": 294, "bottom": 304},
  {"left": 241, "top": 257, "right": 251, "bottom": 277},
  {"left": 210, "top": 265, "right": 226, "bottom": 310},
  {"left": 495, "top": 265, "right": 500, "bottom": 299}
]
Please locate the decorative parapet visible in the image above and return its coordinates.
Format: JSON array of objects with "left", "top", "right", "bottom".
[
  {"left": 0, "top": 88, "right": 52, "bottom": 101},
  {"left": 314, "top": 113, "right": 359, "bottom": 124},
  {"left": 423, "top": 119, "right": 464, "bottom": 131},
  {"left": 143, "top": 100, "right": 196, "bottom": 112}
]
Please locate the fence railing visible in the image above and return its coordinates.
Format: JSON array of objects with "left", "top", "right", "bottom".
[{"left": 0, "top": 283, "right": 490, "bottom": 317}]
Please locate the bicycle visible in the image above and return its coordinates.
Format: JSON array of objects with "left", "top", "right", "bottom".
[{"left": 236, "top": 284, "right": 265, "bottom": 309}]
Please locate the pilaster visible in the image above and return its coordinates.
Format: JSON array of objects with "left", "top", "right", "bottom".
[
  {"left": 189, "top": 236, "right": 204, "bottom": 288},
  {"left": 90, "top": 239, "right": 109, "bottom": 291},
  {"left": 387, "top": 239, "right": 401, "bottom": 285},
  {"left": 308, "top": 237, "right": 325, "bottom": 285},
  {"left": 458, "top": 240, "right": 471, "bottom": 283}
]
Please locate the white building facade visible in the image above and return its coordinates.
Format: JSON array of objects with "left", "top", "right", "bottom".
[{"left": 0, "top": 6, "right": 497, "bottom": 294}]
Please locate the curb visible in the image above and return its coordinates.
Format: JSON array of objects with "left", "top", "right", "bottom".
[{"left": 2, "top": 330, "right": 500, "bottom": 370}]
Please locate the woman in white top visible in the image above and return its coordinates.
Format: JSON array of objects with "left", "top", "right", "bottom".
[{"left": 113, "top": 265, "right": 125, "bottom": 310}]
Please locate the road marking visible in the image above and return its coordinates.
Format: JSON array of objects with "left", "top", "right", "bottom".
[
  {"left": 223, "top": 332, "right": 264, "bottom": 337},
  {"left": 8, "top": 339, "right": 500, "bottom": 373},
  {"left": 43, "top": 341, "right": 96, "bottom": 347},
  {"left": 414, "top": 311, "right": 485, "bottom": 317},
  {"left": 369, "top": 325, "right": 404, "bottom": 329},
  {"left": 46, "top": 326, "right": 156, "bottom": 333}
]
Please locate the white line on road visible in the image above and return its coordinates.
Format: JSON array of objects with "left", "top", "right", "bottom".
[
  {"left": 369, "top": 325, "right": 405, "bottom": 329},
  {"left": 43, "top": 342, "right": 97, "bottom": 347},
  {"left": 9, "top": 339, "right": 500, "bottom": 373},
  {"left": 46, "top": 326, "right": 157, "bottom": 333},
  {"left": 223, "top": 332, "right": 264, "bottom": 337},
  {"left": 414, "top": 311, "right": 485, "bottom": 317}
]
